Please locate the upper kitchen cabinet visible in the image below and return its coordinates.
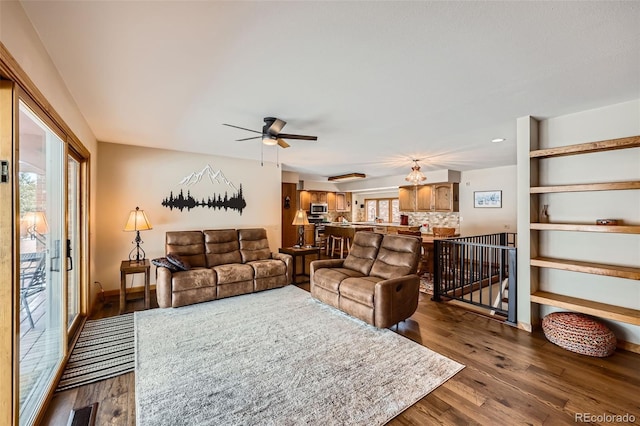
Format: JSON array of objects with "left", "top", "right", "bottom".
[
  {"left": 299, "top": 191, "right": 311, "bottom": 211},
  {"left": 398, "top": 183, "right": 459, "bottom": 212},
  {"left": 299, "top": 190, "right": 328, "bottom": 211},
  {"left": 335, "top": 192, "right": 351, "bottom": 211},
  {"left": 327, "top": 192, "right": 336, "bottom": 211},
  {"left": 416, "top": 185, "right": 433, "bottom": 211},
  {"left": 310, "top": 191, "right": 327, "bottom": 204},
  {"left": 433, "top": 183, "right": 459, "bottom": 212},
  {"left": 399, "top": 185, "right": 417, "bottom": 211}
]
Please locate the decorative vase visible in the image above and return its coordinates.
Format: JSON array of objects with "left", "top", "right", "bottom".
[{"left": 540, "top": 204, "right": 549, "bottom": 223}]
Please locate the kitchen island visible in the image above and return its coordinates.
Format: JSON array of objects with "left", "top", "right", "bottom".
[{"left": 333, "top": 222, "right": 420, "bottom": 234}]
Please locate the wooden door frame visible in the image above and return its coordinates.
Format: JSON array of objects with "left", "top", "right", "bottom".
[
  {"left": 0, "top": 78, "right": 18, "bottom": 426},
  {"left": 1, "top": 40, "right": 92, "bottom": 426}
]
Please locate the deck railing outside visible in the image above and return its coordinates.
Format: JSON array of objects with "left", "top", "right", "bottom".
[{"left": 433, "top": 232, "right": 517, "bottom": 325}]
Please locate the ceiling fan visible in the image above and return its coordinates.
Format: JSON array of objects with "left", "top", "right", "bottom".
[{"left": 223, "top": 117, "right": 318, "bottom": 148}]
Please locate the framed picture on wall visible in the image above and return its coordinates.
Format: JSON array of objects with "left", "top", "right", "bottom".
[{"left": 474, "top": 190, "right": 502, "bottom": 208}]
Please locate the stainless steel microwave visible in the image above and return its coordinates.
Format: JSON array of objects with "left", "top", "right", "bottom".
[{"left": 310, "top": 203, "right": 328, "bottom": 214}]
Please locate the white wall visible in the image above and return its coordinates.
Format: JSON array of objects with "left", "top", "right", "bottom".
[
  {"left": 0, "top": 2, "right": 100, "bottom": 304},
  {"left": 459, "top": 165, "right": 517, "bottom": 235},
  {"left": 95, "top": 142, "right": 282, "bottom": 292},
  {"left": 519, "top": 99, "right": 640, "bottom": 344}
]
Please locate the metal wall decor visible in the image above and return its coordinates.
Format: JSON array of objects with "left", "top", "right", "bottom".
[{"left": 161, "top": 164, "right": 247, "bottom": 214}]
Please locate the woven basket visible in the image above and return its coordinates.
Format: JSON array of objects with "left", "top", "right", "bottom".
[{"left": 542, "top": 312, "right": 616, "bottom": 357}]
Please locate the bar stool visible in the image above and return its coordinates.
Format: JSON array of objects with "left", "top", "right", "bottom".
[{"left": 328, "top": 235, "right": 350, "bottom": 259}]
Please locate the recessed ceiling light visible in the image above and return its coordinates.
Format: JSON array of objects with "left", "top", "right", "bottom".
[{"left": 491, "top": 138, "right": 506, "bottom": 143}]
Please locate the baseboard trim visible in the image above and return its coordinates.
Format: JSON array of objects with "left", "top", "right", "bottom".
[{"left": 617, "top": 339, "right": 640, "bottom": 355}]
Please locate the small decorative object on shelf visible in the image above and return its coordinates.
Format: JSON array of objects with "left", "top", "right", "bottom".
[
  {"left": 539, "top": 204, "right": 549, "bottom": 223},
  {"left": 596, "top": 218, "right": 619, "bottom": 225}
]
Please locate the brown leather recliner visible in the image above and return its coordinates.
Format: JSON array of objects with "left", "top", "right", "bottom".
[
  {"left": 310, "top": 231, "right": 421, "bottom": 328},
  {"left": 156, "top": 228, "right": 292, "bottom": 308}
]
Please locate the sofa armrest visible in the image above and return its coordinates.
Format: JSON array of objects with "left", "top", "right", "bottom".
[
  {"left": 310, "top": 259, "right": 345, "bottom": 289},
  {"left": 272, "top": 252, "right": 293, "bottom": 284},
  {"left": 374, "top": 274, "right": 420, "bottom": 328},
  {"left": 156, "top": 266, "right": 173, "bottom": 308}
]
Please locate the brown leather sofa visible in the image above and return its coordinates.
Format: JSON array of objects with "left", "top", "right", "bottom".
[
  {"left": 156, "top": 228, "right": 292, "bottom": 308},
  {"left": 310, "top": 231, "right": 421, "bottom": 328}
]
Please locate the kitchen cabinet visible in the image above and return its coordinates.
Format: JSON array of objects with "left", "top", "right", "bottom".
[
  {"left": 399, "top": 184, "right": 457, "bottom": 212},
  {"left": 416, "top": 185, "right": 433, "bottom": 211},
  {"left": 398, "top": 186, "right": 416, "bottom": 211},
  {"left": 335, "top": 192, "right": 348, "bottom": 211},
  {"left": 299, "top": 191, "right": 311, "bottom": 211},
  {"left": 327, "top": 192, "right": 336, "bottom": 211},
  {"left": 433, "top": 183, "right": 459, "bottom": 212},
  {"left": 310, "top": 191, "right": 327, "bottom": 204},
  {"left": 528, "top": 135, "right": 640, "bottom": 327},
  {"left": 303, "top": 225, "right": 315, "bottom": 247}
]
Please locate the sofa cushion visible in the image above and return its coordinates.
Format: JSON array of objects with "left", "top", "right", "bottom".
[
  {"left": 213, "top": 263, "right": 254, "bottom": 284},
  {"left": 204, "top": 229, "right": 242, "bottom": 267},
  {"left": 166, "top": 253, "right": 191, "bottom": 271},
  {"left": 172, "top": 268, "right": 216, "bottom": 291},
  {"left": 343, "top": 232, "right": 383, "bottom": 275},
  {"left": 339, "top": 276, "right": 384, "bottom": 307},
  {"left": 247, "top": 259, "right": 286, "bottom": 279},
  {"left": 238, "top": 228, "right": 271, "bottom": 262},
  {"left": 370, "top": 234, "right": 420, "bottom": 280},
  {"left": 166, "top": 231, "right": 206, "bottom": 267},
  {"left": 313, "top": 267, "right": 365, "bottom": 292}
]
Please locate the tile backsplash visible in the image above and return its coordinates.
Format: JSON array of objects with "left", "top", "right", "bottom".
[{"left": 403, "top": 211, "right": 460, "bottom": 233}]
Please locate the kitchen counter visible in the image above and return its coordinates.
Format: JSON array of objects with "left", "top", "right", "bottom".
[
  {"left": 348, "top": 222, "right": 416, "bottom": 227},
  {"left": 326, "top": 222, "right": 421, "bottom": 236}
]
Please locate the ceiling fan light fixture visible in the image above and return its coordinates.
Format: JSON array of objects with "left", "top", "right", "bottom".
[
  {"left": 405, "top": 159, "right": 427, "bottom": 185},
  {"left": 262, "top": 135, "right": 278, "bottom": 146}
]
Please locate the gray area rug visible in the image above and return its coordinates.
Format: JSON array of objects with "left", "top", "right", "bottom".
[
  {"left": 135, "top": 286, "right": 464, "bottom": 425},
  {"left": 57, "top": 313, "right": 134, "bottom": 392}
]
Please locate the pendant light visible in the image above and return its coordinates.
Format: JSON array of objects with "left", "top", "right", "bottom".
[{"left": 405, "top": 159, "right": 426, "bottom": 185}]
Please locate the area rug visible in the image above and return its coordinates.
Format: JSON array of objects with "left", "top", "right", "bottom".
[
  {"left": 135, "top": 286, "right": 464, "bottom": 425},
  {"left": 57, "top": 313, "right": 134, "bottom": 392},
  {"left": 419, "top": 274, "right": 434, "bottom": 295}
]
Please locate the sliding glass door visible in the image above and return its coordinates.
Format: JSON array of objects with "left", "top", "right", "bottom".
[
  {"left": 18, "top": 101, "right": 65, "bottom": 425},
  {"left": 67, "top": 154, "right": 81, "bottom": 332}
]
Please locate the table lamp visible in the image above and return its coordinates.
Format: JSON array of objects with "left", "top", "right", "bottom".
[
  {"left": 291, "top": 209, "right": 309, "bottom": 247},
  {"left": 124, "top": 206, "right": 153, "bottom": 262}
]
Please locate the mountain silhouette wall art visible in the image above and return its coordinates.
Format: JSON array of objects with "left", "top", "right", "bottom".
[{"left": 162, "top": 164, "right": 247, "bottom": 214}]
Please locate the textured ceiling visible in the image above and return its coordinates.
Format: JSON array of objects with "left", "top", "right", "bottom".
[{"left": 19, "top": 1, "right": 640, "bottom": 181}]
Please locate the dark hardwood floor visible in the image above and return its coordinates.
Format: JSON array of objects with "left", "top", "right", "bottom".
[{"left": 42, "top": 278, "right": 640, "bottom": 425}]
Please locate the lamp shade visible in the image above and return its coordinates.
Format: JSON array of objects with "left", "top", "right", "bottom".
[
  {"left": 124, "top": 207, "right": 153, "bottom": 231},
  {"left": 291, "top": 209, "right": 309, "bottom": 226}
]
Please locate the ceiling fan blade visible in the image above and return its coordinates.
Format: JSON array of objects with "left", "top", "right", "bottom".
[
  {"left": 236, "top": 136, "right": 261, "bottom": 141},
  {"left": 269, "top": 118, "right": 287, "bottom": 135},
  {"left": 277, "top": 133, "right": 317, "bottom": 141},
  {"left": 277, "top": 139, "right": 290, "bottom": 148},
  {"left": 222, "top": 123, "right": 262, "bottom": 134}
]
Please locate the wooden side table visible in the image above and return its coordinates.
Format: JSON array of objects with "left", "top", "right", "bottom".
[
  {"left": 120, "top": 259, "right": 150, "bottom": 314},
  {"left": 278, "top": 246, "right": 320, "bottom": 285}
]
